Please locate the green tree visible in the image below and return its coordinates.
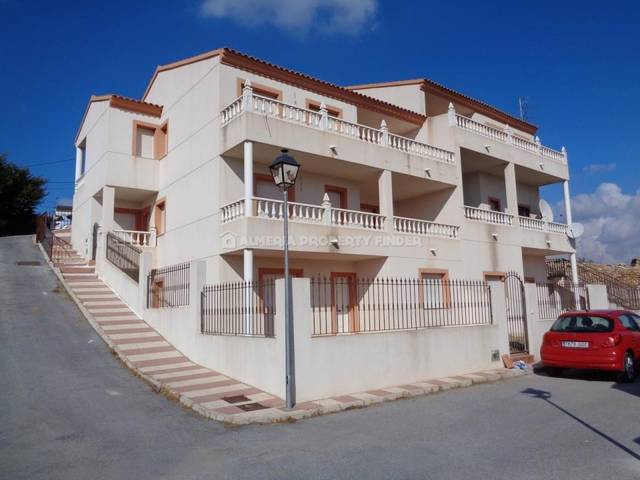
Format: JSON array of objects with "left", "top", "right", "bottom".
[{"left": 0, "top": 153, "right": 47, "bottom": 236}]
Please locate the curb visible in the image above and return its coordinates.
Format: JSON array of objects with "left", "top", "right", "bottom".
[{"left": 38, "top": 244, "right": 531, "bottom": 425}]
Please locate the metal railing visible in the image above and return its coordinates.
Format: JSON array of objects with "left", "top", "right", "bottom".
[
  {"left": 536, "top": 282, "right": 590, "bottom": 319},
  {"left": 201, "top": 280, "right": 276, "bottom": 337},
  {"left": 545, "top": 259, "right": 640, "bottom": 309},
  {"left": 37, "top": 216, "right": 75, "bottom": 264},
  {"left": 147, "top": 262, "right": 190, "bottom": 308},
  {"left": 310, "top": 277, "right": 492, "bottom": 336},
  {"left": 106, "top": 232, "right": 141, "bottom": 282}
]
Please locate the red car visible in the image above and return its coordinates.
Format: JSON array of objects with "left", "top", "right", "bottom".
[{"left": 540, "top": 310, "right": 640, "bottom": 382}]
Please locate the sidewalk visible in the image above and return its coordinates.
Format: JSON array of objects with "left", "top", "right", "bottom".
[{"left": 43, "top": 244, "right": 528, "bottom": 425}]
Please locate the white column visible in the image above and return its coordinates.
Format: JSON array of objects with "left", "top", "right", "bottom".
[
  {"left": 504, "top": 162, "right": 518, "bottom": 216},
  {"left": 563, "top": 180, "right": 579, "bottom": 285},
  {"left": 244, "top": 141, "right": 253, "bottom": 217},
  {"left": 243, "top": 248, "right": 254, "bottom": 335},
  {"left": 378, "top": 170, "right": 394, "bottom": 232},
  {"left": 101, "top": 186, "right": 115, "bottom": 232},
  {"left": 243, "top": 249, "right": 254, "bottom": 282},
  {"left": 75, "top": 147, "right": 83, "bottom": 182}
]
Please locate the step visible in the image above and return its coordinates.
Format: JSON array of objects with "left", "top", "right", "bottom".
[
  {"left": 60, "top": 267, "right": 95, "bottom": 274},
  {"left": 64, "top": 274, "right": 99, "bottom": 281}
]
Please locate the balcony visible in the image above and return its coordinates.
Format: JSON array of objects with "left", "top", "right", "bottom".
[
  {"left": 221, "top": 197, "right": 459, "bottom": 240},
  {"left": 450, "top": 107, "right": 566, "bottom": 164},
  {"left": 518, "top": 216, "right": 567, "bottom": 235},
  {"left": 221, "top": 89, "right": 455, "bottom": 166},
  {"left": 464, "top": 206, "right": 514, "bottom": 226}
]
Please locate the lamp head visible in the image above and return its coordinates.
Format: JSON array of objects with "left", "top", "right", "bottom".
[{"left": 270, "top": 149, "right": 300, "bottom": 190}]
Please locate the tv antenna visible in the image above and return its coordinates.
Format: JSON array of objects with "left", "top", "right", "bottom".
[{"left": 518, "top": 96, "right": 530, "bottom": 122}]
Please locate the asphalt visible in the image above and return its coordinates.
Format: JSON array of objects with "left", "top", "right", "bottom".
[{"left": 1, "top": 235, "right": 639, "bottom": 480}]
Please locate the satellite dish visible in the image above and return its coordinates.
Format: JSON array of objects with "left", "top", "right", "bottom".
[
  {"left": 566, "top": 223, "right": 584, "bottom": 239},
  {"left": 539, "top": 199, "right": 554, "bottom": 222}
]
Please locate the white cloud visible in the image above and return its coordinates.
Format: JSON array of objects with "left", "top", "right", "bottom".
[
  {"left": 559, "top": 183, "right": 640, "bottom": 264},
  {"left": 199, "top": 0, "right": 378, "bottom": 35},
  {"left": 583, "top": 163, "right": 616, "bottom": 174}
]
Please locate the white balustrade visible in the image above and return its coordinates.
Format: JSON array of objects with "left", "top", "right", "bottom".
[
  {"left": 541, "top": 146, "right": 565, "bottom": 163},
  {"left": 388, "top": 133, "right": 455, "bottom": 164},
  {"left": 511, "top": 135, "right": 539, "bottom": 154},
  {"left": 326, "top": 116, "right": 382, "bottom": 144},
  {"left": 220, "top": 97, "right": 243, "bottom": 125},
  {"left": 464, "top": 206, "right": 513, "bottom": 225},
  {"left": 220, "top": 199, "right": 245, "bottom": 223},
  {"left": 393, "top": 216, "right": 459, "bottom": 238},
  {"left": 219, "top": 92, "right": 456, "bottom": 165},
  {"left": 331, "top": 208, "right": 385, "bottom": 230},
  {"left": 253, "top": 197, "right": 325, "bottom": 224},
  {"left": 451, "top": 108, "right": 567, "bottom": 164},
  {"left": 518, "top": 216, "right": 568, "bottom": 234},
  {"left": 548, "top": 222, "right": 568, "bottom": 234},
  {"left": 113, "top": 229, "right": 156, "bottom": 247},
  {"left": 455, "top": 115, "right": 508, "bottom": 142},
  {"left": 518, "top": 216, "right": 546, "bottom": 231}
]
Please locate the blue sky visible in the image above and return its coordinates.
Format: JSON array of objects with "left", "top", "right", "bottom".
[{"left": 1, "top": 0, "right": 639, "bottom": 261}]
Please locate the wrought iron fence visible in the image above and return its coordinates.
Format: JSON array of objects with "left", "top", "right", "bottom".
[
  {"left": 106, "top": 232, "right": 141, "bottom": 282},
  {"left": 536, "top": 282, "right": 590, "bottom": 319},
  {"left": 38, "top": 217, "right": 75, "bottom": 264},
  {"left": 310, "top": 277, "right": 492, "bottom": 336},
  {"left": 147, "top": 262, "right": 190, "bottom": 308},
  {"left": 201, "top": 280, "right": 275, "bottom": 337}
]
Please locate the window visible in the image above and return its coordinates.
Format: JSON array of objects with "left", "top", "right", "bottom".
[
  {"left": 254, "top": 173, "right": 295, "bottom": 201},
  {"left": 132, "top": 120, "right": 168, "bottom": 159},
  {"left": 239, "top": 80, "right": 282, "bottom": 100},
  {"left": 325, "top": 185, "right": 347, "bottom": 209},
  {"left": 488, "top": 197, "right": 501, "bottom": 212},
  {"left": 619, "top": 314, "right": 640, "bottom": 331},
  {"left": 551, "top": 315, "right": 613, "bottom": 333},
  {"left": 518, "top": 204, "right": 531, "bottom": 217},
  {"left": 154, "top": 200, "right": 166, "bottom": 235},
  {"left": 306, "top": 100, "right": 342, "bottom": 118},
  {"left": 419, "top": 269, "right": 450, "bottom": 309},
  {"left": 360, "top": 203, "right": 379, "bottom": 214},
  {"left": 483, "top": 271, "right": 506, "bottom": 282}
]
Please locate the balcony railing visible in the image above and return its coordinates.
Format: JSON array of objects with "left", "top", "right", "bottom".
[
  {"left": 113, "top": 229, "right": 156, "bottom": 247},
  {"left": 221, "top": 196, "right": 461, "bottom": 239},
  {"left": 221, "top": 82, "right": 456, "bottom": 165},
  {"left": 464, "top": 206, "right": 513, "bottom": 225},
  {"left": 393, "top": 216, "right": 459, "bottom": 239},
  {"left": 518, "top": 216, "right": 568, "bottom": 234},
  {"left": 448, "top": 104, "right": 567, "bottom": 164},
  {"left": 255, "top": 197, "right": 325, "bottom": 224}
]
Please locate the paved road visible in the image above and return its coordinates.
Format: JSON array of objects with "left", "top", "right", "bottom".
[{"left": 1, "top": 235, "right": 639, "bottom": 480}]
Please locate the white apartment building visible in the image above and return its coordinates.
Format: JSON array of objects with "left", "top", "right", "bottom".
[{"left": 69, "top": 48, "right": 581, "bottom": 400}]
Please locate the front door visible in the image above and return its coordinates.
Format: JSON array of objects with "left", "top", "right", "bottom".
[
  {"left": 504, "top": 271, "right": 529, "bottom": 354},
  {"left": 331, "top": 272, "right": 357, "bottom": 334}
]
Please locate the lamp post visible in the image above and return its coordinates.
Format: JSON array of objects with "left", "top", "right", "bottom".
[{"left": 269, "top": 149, "right": 300, "bottom": 409}]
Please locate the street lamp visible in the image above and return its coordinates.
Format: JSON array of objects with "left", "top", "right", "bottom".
[{"left": 269, "top": 149, "right": 300, "bottom": 409}]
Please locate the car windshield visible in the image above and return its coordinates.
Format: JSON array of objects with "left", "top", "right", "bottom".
[{"left": 551, "top": 315, "right": 613, "bottom": 333}]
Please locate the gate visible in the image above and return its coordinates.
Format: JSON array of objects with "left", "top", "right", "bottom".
[{"left": 504, "top": 271, "right": 529, "bottom": 354}]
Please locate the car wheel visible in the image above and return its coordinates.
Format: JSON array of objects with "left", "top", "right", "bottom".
[
  {"left": 546, "top": 367, "right": 563, "bottom": 377},
  {"left": 618, "top": 352, "right": 636, "bottom": 383}
]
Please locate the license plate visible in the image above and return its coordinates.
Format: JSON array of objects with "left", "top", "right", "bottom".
[{"left": 562, "top": 341, "right": 589, "bottom": 348}]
